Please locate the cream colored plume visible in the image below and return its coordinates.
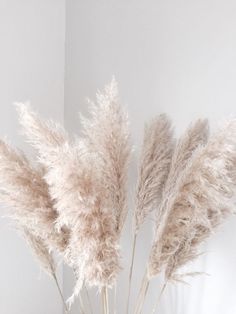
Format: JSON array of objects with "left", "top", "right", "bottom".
[
  {"left": 23, "top": 228, "right": 55, "bottom": 276},
  {"left": 148, "top": 119, "right": 209, "bottom": 277},
  {"left": 0, "top": 139, "right": 68, "bottom": 254},
  {"left": 134, "top": 114, "right": 174, "bottom": 233},
  {"left": 1, "top": 84, "right": 234, "bottom": 314},
  {"left": 16, "top": 103, "right": 121, "bottom": 303},
  {"left": 148, "top": 119, "right": 236, "bottom": 280},
  {"left": 164, "top": 120, "right": 236, "bottom": 281},
  {"left": 80, "top": 78, "right": 131, "bottom": 235},
  {"left": 15, "top": 102, "right": 68, "bottom": 166},
  {"left": 164, "top": 118, "right": 209, "bottom": 193}
]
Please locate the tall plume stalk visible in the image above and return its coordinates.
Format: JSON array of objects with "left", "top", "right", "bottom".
[
  {"left": 158, "top": 120, "right": 236, "bottom": 282},
  {"left": 0, "top": 139, "right": 69, "bottom": 312},
  {"left": 135, "top": 119, "right": 236, "bottom": 314},
  {"left": 0, "top": 80, "right": 235, "bottom": 314},
  {"left": 22, "top": 229, "right": 69, "bottom": 312},
  {"left": 80, "top": 77, "right": 131, "bottom": 236},
  {"left": 16, "top": 102, "right": 121, "bottom": 310},
  {"left": 149, "top": 119, "right": 210, "bottom": 273},
  {"left": 0, "top": 139, "right": 68, "bottom": 253},
  {"left": 134, "top": 119, "right": 210, "bottom": 313},
  {"left": 80, "top": 78, "right": 131, "bottom": 312},
  {"left": 126, "top": 115, "right": 174, "bottom": 314}
]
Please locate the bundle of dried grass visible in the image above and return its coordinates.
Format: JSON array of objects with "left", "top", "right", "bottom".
[
  {"left": 16, "top": 104, "right": 121, "bottom": 307},
  {"left": 23, "top": 228, "right": 55, "bottom": 276},
  {"left": 137, "top": 120, "right": 236, "bottom": 314},
  {"left": 148, "top": 119, "right": 210, "bottom": 278},
  {"left": 162, "top": 120, "right": 236, "bottom": 282},
  {"left": 134, "top": 114, "right": 174, "bottom": 233},
  {"left": 134, "top": 119, "right": 212, "bottom": 314},
  {"left": 1, "top": 80, "right": 235, "bottom": 314},
  {"left": 0, "top": 139, "right": 68, "bottom": 254},
  {"left": 80, "top": 78, "right": 131, "bottom": 236},
  {"left": 15, "top": 102, "right": 68, "bottom": 161},
  {"left": 21, "top": 229, "right": 70, "bottom": 309},
  {"left": 0, "top": 139, "right": 69, "bottom": 312},
  {"left": 126, "top": 115, "right": 174, "bottom": 314}
]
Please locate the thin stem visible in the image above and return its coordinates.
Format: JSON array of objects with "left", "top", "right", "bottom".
[
  {"left": 140, "top": 278, "right": 150, "bottom": 314},
  {"left": 79, "top": 293, "right": 86, "bottom": 314},
  {"left": 151, "top": 280, "right": 168, "bottom": 314},
  {"left": 126, "top": 233, "right": 137, "bottom": 314},
  {"left": 52, "top": 272, "right": 69, "bottom": 314},
  {"left": 134, "top": 272, "right": 150, "bottom": 314},
  {"left": 134, "top": 273, "right": 146, "bottom": 314},
  {"left": 85, "top": 286, "right": 93, "bottom": 314},
  {"left": 105, "top": 286, "right": 109, "bottom": 314},
  {"left": 72, "top": 267, "right": 87, "bottom": 314},
  {"left": 113, "top": 283, "right": 117, "bottom": 314},
  {"left": 101, "top": 287, "right": 107, "bottom": 314},
  {"left": 101, "top": 286, "right": 109, "bottom": 314}
]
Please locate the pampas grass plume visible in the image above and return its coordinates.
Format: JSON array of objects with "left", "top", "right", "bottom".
[
  {"left": 0, "top": 81, "right": 235, "bottom": 314},
  {"left": 134, "top": 114, "right": 174, "bottom": 233}
]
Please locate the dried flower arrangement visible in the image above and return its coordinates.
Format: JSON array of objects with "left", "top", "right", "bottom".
[{"left": 0, "top": 78, "right": 235, "bottom": 314}]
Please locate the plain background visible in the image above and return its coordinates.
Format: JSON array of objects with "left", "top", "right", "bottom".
[
  {"left": 1, "top": 0, "right": 236, "bottom": 313},
  {"left": 0, "top": 1, "right": 65, "bottom": 314}
]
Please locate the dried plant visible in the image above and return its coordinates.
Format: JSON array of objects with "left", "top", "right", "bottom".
[
  {"left": 134, "top": 114, "right": 174, "bottom": 233},
  {"left": 0, "top": 139, "right": 69, "bottom": 312},
  {"left": 162, "top": 120, "right": 236, "bottom": 282},
  {"left": 0, "top": 80, "right": 235, "bottom": 314},
  {"left": 148, "top": 119, "right": 210, "bottom": 278},
  {"left": 23, "top": 228, "right": 55, "bottom": 276},
  {"left": 126, "top": 114, "right": 174, "bottom": 314},
  {"left": 141, "top": 120, "right": 236, "bottom": 314},
  {"left": 134, "top": 119, "right": 213, "bottom": 314},
  {"left": 16, "top": 103, "right": 121, "bottom": 308},
  {"left": 0, "top": 139, "right": 68, "bottom": 254},
  {"left": 15, "top": 102, "right": 68, "bottom": 160},
  {"left": 80, "top": 78, "right": 131, "bottom": 236}
]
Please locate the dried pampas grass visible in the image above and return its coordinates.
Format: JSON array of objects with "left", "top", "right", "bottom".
[
  {"left": 0, "top": 139, "right": 68, "bottom": 254},
  {"left": 23, "top": 228, "right": 55, "bottom": 276},
  {"left": 127, "top": 114, "right": 174, "bottom": 314},
  {"left": 162, "top": 120, "right": 236, "bottom": 282},
  {"left": 22, "top": 229, "right": 68, "bottom": 312},
  {"left": 16, "top": 103, "right": 121, "bottom": 307},
  {"left": 0, "top": 79, "right": 235, "bottom": 314},
  {"left": 0, "top": 139, "right": 69, "bottom": 311},
  {"left": 148, "top": 119, "right": 210, "bottom": 278},
  {"left": 80, "top": 78, "right": 131, "bottom": 236},
  {"left": 134, "top": 114, "right": 174, "bottom": 233}
]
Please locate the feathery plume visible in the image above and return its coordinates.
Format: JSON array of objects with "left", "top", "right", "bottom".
[
  {"left": 16, "top": 104, "right": 121, "bottom": 303},
  {"left": 22, "top": 228, "right": 69, "bottom": 312},
  {"left": 164, "top": 120, "right": 236, "bottom": 281},
  {"left": 80, "top": 78, "right": 131, "bottom": 235},
  {"left": 164, "top": 118, "right": 209, "bottom": 193},
  {"left": 0, "top": 84, "right": 234, "bottom": 314},
  {"left": 15, "top": 102, "right": 68, "bottom": 166},
  {"left": 147, "top": 119, "right": 209, "bottom": 277},
  {"left": 148, "top": 119, "right": 236, "bottom": 280},
  {"left": 134, "top": 114, "right": 174, "bottom": 233},
  {"left": 44, "top": 144, "right": 121, "bottom": 303},
  {"left": 0, "top": 139, "right": 68, "bottom": 254},
  {"left": 23, "top": 228, "right": 55, "bottom": 276},
  {"left": 134, "top": 119, "right": 214, "bottom": 314}
]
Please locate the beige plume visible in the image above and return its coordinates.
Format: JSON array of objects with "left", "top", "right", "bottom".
[
  {"left": 80, "top": 78, "right": 131, "bottom": 235},
  {"left": 134, "top": 114, "right": 174, "bottom": 233}
]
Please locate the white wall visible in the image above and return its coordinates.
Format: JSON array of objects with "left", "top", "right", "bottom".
[
  {"left": 1, "top": 1, "right": 236, "bottom": 313},
  {"left": 64, "top": 1, "right": 236, "bottom": 314},
  {"left": 0, "top": 1, "right": 65, "bottom": 313}
]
